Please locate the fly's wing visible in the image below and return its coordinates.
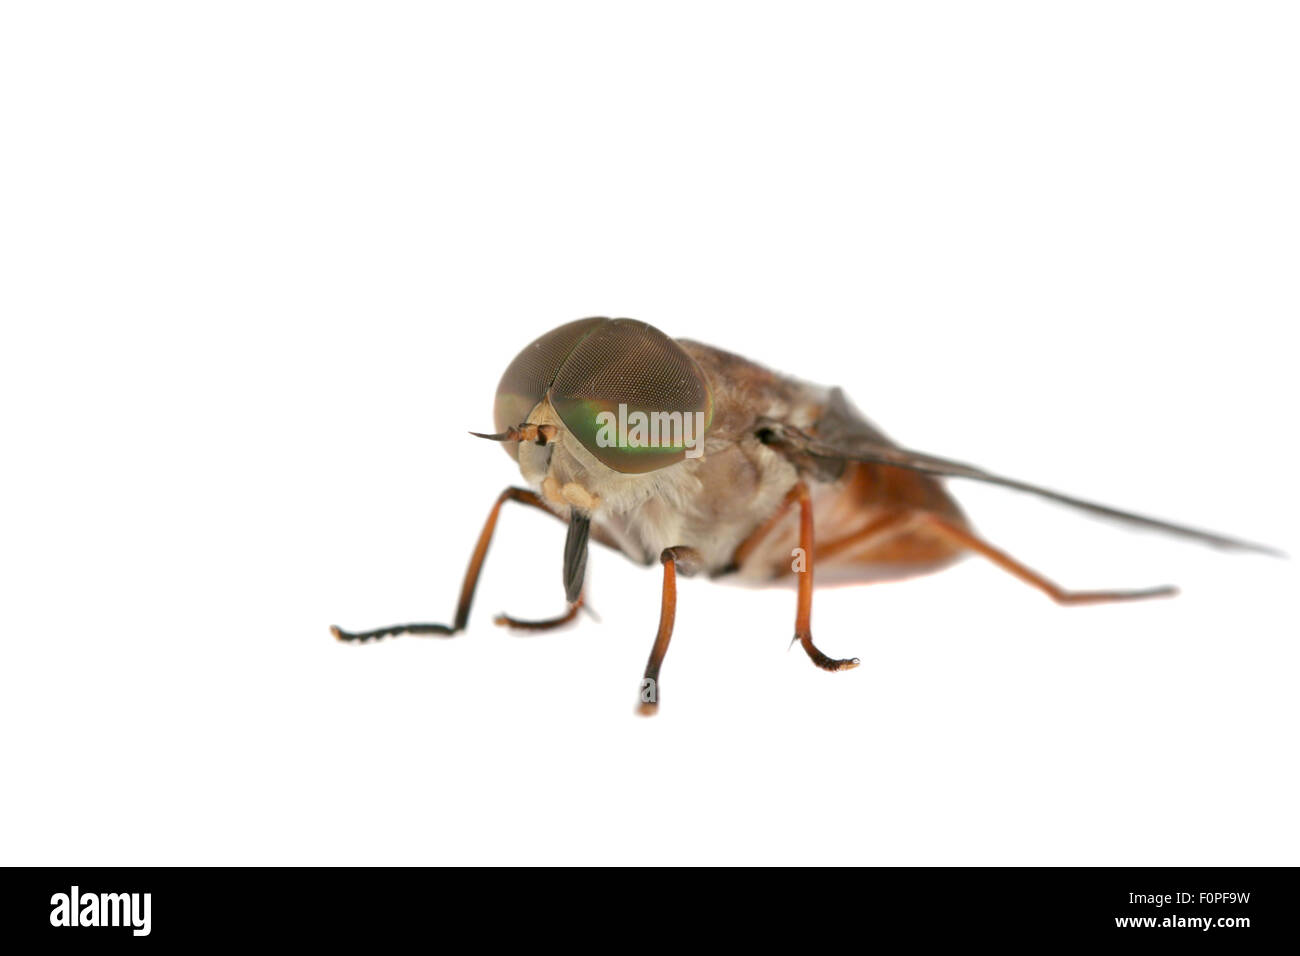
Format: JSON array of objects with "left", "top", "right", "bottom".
[{"left": 756, "top": 388, "right": 1281, "bottom": 556}]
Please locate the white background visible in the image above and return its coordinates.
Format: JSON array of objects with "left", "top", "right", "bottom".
[{"left": 2, "top": 2, "right": 1296, "bottom": 865}]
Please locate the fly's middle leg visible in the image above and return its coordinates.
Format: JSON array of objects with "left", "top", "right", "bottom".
[{"left": 790, "top": 481, "right": 860, "bottom": 672}]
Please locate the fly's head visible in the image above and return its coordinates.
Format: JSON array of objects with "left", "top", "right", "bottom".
[{"left": 478, "top": 317, "right": 714, "bottom": 515}]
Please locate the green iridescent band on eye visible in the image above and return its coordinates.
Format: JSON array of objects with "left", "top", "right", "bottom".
[{"left": 555, "top": 396, "right": 713, "bottom": 474}]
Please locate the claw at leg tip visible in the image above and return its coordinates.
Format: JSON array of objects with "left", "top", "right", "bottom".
[{"left": 330, "top": 625, "right": 343, "bottom": 641}]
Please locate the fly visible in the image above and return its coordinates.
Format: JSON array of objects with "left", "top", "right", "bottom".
[{"left": 331, "top": 317, "right": 1280, "bottom": 713}]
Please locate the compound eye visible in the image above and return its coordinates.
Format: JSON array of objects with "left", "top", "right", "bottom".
[
  {"left": 550, "top": 320, "right": 713, "bottom": 474},
  {"left": 492, "top": 318, "right": 608, "bottom": 460}
]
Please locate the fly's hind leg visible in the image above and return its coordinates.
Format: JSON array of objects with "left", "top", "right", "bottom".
[
  {"left": 330, "top": 486, "right": 576, "bottom": 642},
  {"left": 768, "top": 502, "right": 1174, "bottom": 673},
  {"left": 918, "top": 514, "right": 1178, "bottom": 605}
]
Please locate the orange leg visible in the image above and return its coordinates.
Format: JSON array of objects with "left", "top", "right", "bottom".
[
  {"left": 638, "top": 546, "right": 700, "bottom": 716},
  {"left": 331, "top": 486, "right": 573, "bottom": 642},
  {"left": 919, "top": 515, "right": 1178, "bottom": 604},
  {"left": 791, "top": 482, "right": 860, "bottom": 672}
]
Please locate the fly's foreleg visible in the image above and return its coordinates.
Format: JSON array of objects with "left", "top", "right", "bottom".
[
  {"left": 330, "top": 486, "right": 569, "bottom": 642},
  {"left": 492, "top": 507, "right": 590, "bottom": 631},
  {"left": 494, "top": 594, "right": 586, "bottom": 631}
]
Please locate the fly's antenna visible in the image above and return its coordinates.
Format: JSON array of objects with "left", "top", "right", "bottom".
[{"left": 469, "top": 423, "right": 558, "bottom": 446}]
